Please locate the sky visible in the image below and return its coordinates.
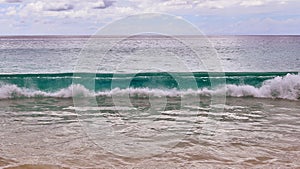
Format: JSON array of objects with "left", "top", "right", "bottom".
[{"left": 0, "top": 0, "right": 299, "bottom": 35}]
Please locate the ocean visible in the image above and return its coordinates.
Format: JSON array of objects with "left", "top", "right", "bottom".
[{"left": 0, "top": 35, "right": 299, "bottom": 168}]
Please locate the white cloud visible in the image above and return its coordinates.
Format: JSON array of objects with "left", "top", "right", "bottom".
[
  {"left": 240, "top": 0, "right": 268, "bottom": 7},
  {"left": 0, "top": 0, "right": 299, "bottom": 34},
  {"left": 2, "top": 0, "right": 298, "bottom": 19},
  {"left": 5, "top": 6, "right": 17, "bottom": 15},
  {"left": 45, "top": 3, "right": 74, "bottom": 11},
  {"left": 214, "top": 17, "right": 300, "bottom": 35},
  {"left": 0, "top": 0, "right": 22, "bottom": 3}
]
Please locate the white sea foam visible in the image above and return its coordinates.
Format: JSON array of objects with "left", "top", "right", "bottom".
[
  {"left": 0, "top": 84, "right": 92, "bottom": 99},
  {"left": 0, "top": 74, "right": 299, "bottom": 100},
  {"left": 225, "top": 73, "right": 300, "bottom": 100}
]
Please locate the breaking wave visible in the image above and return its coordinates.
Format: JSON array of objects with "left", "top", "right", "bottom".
[{"left": 0, "top": 73, "right": 299, "bottom": 100}]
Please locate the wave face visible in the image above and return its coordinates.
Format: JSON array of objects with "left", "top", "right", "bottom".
[{"left": 0, "top": 72, "right": 299, "bottom": 100}]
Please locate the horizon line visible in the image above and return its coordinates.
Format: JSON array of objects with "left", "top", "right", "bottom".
[{"left": 0, "top": 34, "right": 300, "bottom": 37}]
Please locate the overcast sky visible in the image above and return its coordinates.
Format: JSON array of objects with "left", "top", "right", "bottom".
[{"left": 0, "top": 0, "right": 299, "bottom": 35}]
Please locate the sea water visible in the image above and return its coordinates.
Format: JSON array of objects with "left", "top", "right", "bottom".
[{"left": 0, "top": 35, "right": 299, "bottom": 168}]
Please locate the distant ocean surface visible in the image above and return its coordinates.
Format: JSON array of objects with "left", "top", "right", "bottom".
[{"left": 0, "top": 36, "right": 299, "bottom": 168}]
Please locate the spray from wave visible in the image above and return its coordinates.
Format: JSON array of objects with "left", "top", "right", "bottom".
[
  {"left": 0, "top": 84, "right": 92, "bottom": 99},
  {"left": 0, "top": 74, "right": 299, "bottom": 100}
]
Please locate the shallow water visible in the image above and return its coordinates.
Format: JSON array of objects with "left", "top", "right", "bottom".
[{"left": 0, "top": 97, "right": 299, "bottom": 168}]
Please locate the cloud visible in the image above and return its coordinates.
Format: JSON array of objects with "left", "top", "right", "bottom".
[
  {"left": 5, "top": 6, "right": 17, "bottom": 15},
  {"left": 7, "top": 0, "right": 121, "bottom": 20},
  {"left": 211, "top": 17, "right": 300, "bottom": 35},
  {"left": 3, "top": 0, "right": 298, "bottom": 19},
  {"left": 0, "top": 0, "right": 22, "bottom": 3},
  {"left": 93, "top": 0, "right": 115, "bottom": 9},
  {"left": 0, "top": 0, "right": 299, "bottom": 35},
  {"left": 240, "top": 0, "right": 265, "bottom": 7},
  {"left": 238, "top": 0, "right": 292, "bottom": 7},
  {"left": 45, "top": 3, "right": 74, "bottom": 11},
  {"left": 7, "top": 0, "right": 22, "bottom": 2}
]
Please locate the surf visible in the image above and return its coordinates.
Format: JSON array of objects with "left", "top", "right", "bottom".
[{"left": 0, "top": 72, "right": 299, "bottom": 100}]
